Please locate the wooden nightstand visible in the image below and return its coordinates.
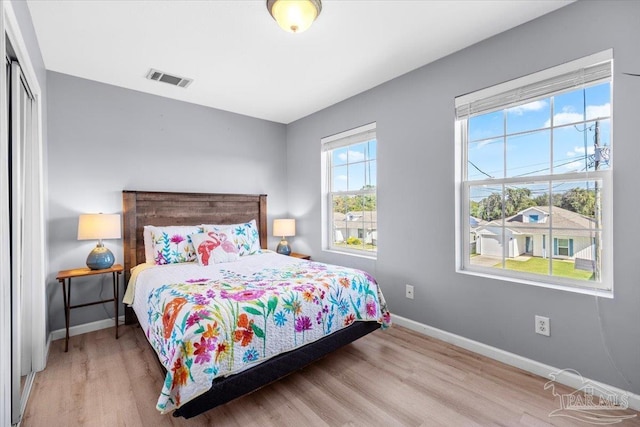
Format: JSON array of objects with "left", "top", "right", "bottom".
[
  {"left": 290, "top": 252, "right": 311, "bottom": 260},
  {"left": 56, "top": 264, "right": 123, "bottom": 352}
]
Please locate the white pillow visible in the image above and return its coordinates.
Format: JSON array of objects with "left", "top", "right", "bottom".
[
  {"left": 201, "top": 219, "right": 261, "bottom": 256},
  {"left": 190, "top": 229, "right": 240, "bottom": 265},
  {"left": 143, "top": 226, "right": 155, "bottom": 263},
  {"left": 143, "top": 225, "right": 202, "bottom": 265}
]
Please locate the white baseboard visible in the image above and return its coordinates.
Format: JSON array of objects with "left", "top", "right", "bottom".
[
  {"left": 49, "top": 316, "right": 125, "bottom": 342},
  {"left": 392, "top": 313, "right": 640, "bottom": 412}
]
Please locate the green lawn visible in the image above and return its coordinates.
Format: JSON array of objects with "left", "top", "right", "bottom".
[{"left": 495, "top": 257, "right": 594, "bottom": 281}]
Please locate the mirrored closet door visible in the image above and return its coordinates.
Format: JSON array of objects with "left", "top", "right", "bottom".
[{"left": 7, "top": 49, "right": 37, "bottom": 426}]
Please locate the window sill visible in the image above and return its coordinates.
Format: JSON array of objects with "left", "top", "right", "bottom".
[
  {"left": 456, "top": 268, "right": 613, "bottom": 299},
  {"left": 323, "top": 248, "right": 377, "bottom": 261}
]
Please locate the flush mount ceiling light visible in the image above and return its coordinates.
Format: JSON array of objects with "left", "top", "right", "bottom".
[{"left": 266, "top": 0, "right": 322, "bottom": 34}]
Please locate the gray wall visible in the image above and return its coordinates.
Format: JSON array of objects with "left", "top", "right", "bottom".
[
  {"left": 46, "top": 72, "right": 287, "bottom": 331},
  {"left": 286, "top": 0, "right": 640, "bottom": 393}
]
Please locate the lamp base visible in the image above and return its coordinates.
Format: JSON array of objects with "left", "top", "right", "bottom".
[
  {"left": 276, "top": 239, "right": 291, "bottom": 256},
  {"left": 86, "top": 243, "right": 115, "bottom": 270}
]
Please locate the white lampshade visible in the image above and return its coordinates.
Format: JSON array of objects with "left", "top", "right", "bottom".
[
  {"left": 267, "top": 0, "right": 322, "bottom": 34},
  {"left": 273, "top": 218, "right": 296, "bottom": 237},
  {"left": 77, "top": 214, "right": 121, "bottom": 240}
]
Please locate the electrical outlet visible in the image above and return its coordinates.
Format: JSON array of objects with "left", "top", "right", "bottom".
[
  {"left": 535, "top": 315, "right": 550, "bottom": 336},
  {"left": 405, "top": 284, "right": 414, "bottom": 299}
]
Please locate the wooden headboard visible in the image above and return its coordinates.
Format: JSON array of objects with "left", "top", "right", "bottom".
[{"left": 122, "top": 191, "right": 267, "bottom": 323}]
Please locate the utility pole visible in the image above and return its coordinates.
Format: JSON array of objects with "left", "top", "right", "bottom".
[{"left": 594, "top": 121, "right": 602, "bottom": 282}]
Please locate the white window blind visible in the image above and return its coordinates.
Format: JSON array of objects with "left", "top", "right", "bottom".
[
  {"left": 455, "top": 50, "right": 612, "bottom": 119},
  {"left": 321, "top": 122, "right": 376, "bottom": 152}
]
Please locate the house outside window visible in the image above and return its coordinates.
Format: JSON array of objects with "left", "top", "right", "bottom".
[
  {"left": 321, "top": 123, "right": 377, "bottom": 257},
  {"left": 456, "top": 51, "right": 613, "bottom": 294}
]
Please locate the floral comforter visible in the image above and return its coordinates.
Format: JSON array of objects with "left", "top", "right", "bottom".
[{"left": 125, "top": 251, "right": 390, "bottom": 413}]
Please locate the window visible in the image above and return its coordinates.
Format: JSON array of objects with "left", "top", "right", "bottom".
[
  {"left": 322, "top": 123, "right": 377, "bottom": 256},
  {"left": 554, "top": 238, "right": 573, "bottom": 257},
  {"left": 456, "top": 51, "right": 613, "bottom": 293}
]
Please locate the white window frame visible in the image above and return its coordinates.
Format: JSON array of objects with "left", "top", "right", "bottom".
[
  {"left": 321, "top": 122, "right": 377, "bottom": 258},
  {"left": 455, "top": 50, "right": 613, "bottom": 296}
]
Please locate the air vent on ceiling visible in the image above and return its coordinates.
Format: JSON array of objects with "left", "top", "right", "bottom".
[{"left": 145, "top": 68, "right": 193, "bottom": 88}]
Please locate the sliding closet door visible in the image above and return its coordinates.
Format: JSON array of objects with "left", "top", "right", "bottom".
[
  {"left": 10, "top": 60, "right": 34, "bottom": 426},
  {"left": 2, "top": 5, "right": 46, "bottom": 424},
  {"left": 1, "top": 49, "right": 10, "bottom": 427}
]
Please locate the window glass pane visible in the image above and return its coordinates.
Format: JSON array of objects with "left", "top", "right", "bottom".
[
  {"left": 503, "top": 253, "right": 551, "bottom": 276},
  {"left": 506, "top": 97, "right": 551, "bottom": 133},
  {"left": 585, "top": 82, "right": 611, "bottom": 121},
  {"left": 363, "top": 195, "right": 377, "bottom": 250},
  {"left": 469, "top": 225, "right": 506, "bottom": 269},
  {"left": 506, "top": 130, "right": 550, "bottom": 178},
  {"left": 366, "top": 139, "right": 377, "bottom": 160},
  {"left": 469, "top": 110, "right": 503, "bottom": 142},
  {"left": 468, "top": 138, "right": 504, "bottom": 181},
  {"left": 592, "top": 119, "right": 611, "bottom": 171},
  {"left": 554, "top": 90, "right": 585, "bottom": 126},
  {"left": 347, "top": 142, "right": 367, "bottom": 164},
  {"left": 365, "top": 161, "right": 377, "bottom": 188},
  {"left": 503, "top": 183, "right": 549, "bottom": 230},
  {"left": 470, "top": 184, "right": 503, "bottom": 222},
  {"left": 553, "top": 119, "right": 610, "bottom": 174},
  {"left": 332, "top": 194, "right": 348, "bottom": 246},
  {"left": 332, "top": 165, "right": 347, "bottom": 191},
  {"left": 331, "top": 194, "right": 377, "bottom": 253},
  {"left": 332, "top": 147, "right": 348, "bottom": 166},
  {"left": 550, "top": 230, "right": 598, "bottom": 282},
  {"left": 552, "top": 125, "right": 590, "bottom": 174},
  {"left": 347, "top": 162, "right": 365, "bottom": 191},
  {"left": 550, "top": 180, "right": 603, "bottom": 227}
]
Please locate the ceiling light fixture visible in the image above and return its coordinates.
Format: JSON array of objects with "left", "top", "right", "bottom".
[{"left": 266, "top": 0, "right": 322, "bottom": 34}]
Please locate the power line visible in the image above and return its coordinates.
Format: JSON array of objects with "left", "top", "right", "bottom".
[{"left": 468, "top": 160, "right": 494, "bottom": 178}]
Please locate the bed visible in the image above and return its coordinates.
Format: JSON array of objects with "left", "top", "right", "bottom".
[{"left": 122, "top": 190, "right": 390, "bottom": 418}]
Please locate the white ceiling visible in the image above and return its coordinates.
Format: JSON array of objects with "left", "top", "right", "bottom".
[{"left": 26, "top": 0, "right": 573, "bottom": 124}]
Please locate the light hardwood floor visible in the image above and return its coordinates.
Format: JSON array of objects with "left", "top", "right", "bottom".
[{"left": 22, "top": 324, "right": 639, "bottom": 426}]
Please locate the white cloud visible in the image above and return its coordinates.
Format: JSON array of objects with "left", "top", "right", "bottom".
[
  {"left": 337, "top": 150, "right": 365, "bottom": 162},
  {"left": 336, "top": 174, "right": 347, "bottom": 181},
  {"left": 546, "top": 111, "right": 583, "bottom": 127},
  {"left": 544, "top": 103, "right": 610, "bottom": 127},
  {"left": 586, "top": 103, "right": 610, "bottom": 120},
  {"left": 567, "top": 145, "right": 594, "bottom": 157},
  {"left": 508, "top": 100, "right": 547, "bottom": 116}
]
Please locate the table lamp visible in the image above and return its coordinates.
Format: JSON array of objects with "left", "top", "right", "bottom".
[
  {"left": 77, "top": 213, "right": 121, "bottom": 270},
  {"left": 273, "top": 218, "right": 295, "bottom": 256}
]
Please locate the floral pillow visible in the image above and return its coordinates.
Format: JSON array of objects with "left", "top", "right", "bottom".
[
  {"left": 190, "top": 229, "right": 240, "bottom": 265},
  {"left": 147, "top": 225, "right": 202, "bottom": 265},
  {"left": 202, "top": 219, "right": 261, "bottom": 256}
]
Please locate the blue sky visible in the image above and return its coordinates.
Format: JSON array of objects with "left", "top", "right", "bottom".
[
  {"left": 331, "top": 139, "right": 377, "bottom": 192},
  {"left": 467, "top": 82, "right": 611, "bottom": 183}
]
